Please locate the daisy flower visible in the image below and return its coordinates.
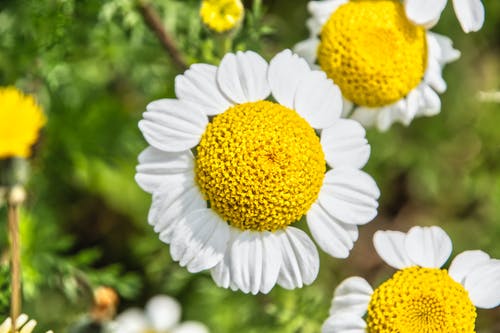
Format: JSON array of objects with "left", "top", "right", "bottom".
[
  {"left": 199, "top": 0, "right": 244, "bottom": 33},
  {"left": 0, "top": 314, "right": 53, "bottom": 333},
  {"left": 136, "top": 49, "right": 380, "bottom": 294},
  {"left": 110, "top": 295, "right": 208, "bottom": 333},
  {"left": 0, "top": 87, "right": 46, "bottom": 159},
  {"left": 322, "top": 226, "right": 500, "bottom": 333},
  {"left": 294, "top": 0, "right": 465, "bottom": 131}
]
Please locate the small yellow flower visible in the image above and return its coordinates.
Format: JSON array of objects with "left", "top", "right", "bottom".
[
  {"left": 199, "top": 0, "right": 244, "bottom": 33},
  {"left": 0, "top": 87, "right": 46, "bottom": 159}
]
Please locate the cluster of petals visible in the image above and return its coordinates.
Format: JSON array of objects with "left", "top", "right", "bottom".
[
  {"left": 405, "top": 0, "right": 485, "bottom": 33},
  {"left": 0, "top": 314, "right": 53, "bottom": 333},
  {"left": 110, "top": 295, "right": 208, "bottom": 333},
  {"left": 136, "top": 49, "right": 380, "bottom": 294},
  {"left": 322, "top": 226, "right": 500, "bottom": 332},
  {"left": 295, "top": 0, "right": 466, "bottom": 131}
]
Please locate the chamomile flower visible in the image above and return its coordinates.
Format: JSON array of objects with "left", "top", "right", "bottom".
[
  {"left": 200, "top": 0, "right": 244, "bottom": 33},
  {"left": 0, "top": 314, "right": 53, "bottom": 333},
  {"left": 110, "top": 295, "right": 208, "bottom": 333},
  {"left": 0, "top": 87, "right": 46, "bottom": 159},
  {"left": 294, "top": 0, "right": 463, "bottom": 131},
  {"left": 136, "top": 49, "right": 380, "bottom": 294},
  {"left": 322, "top": 226, "right": 500, "bottom": 333}
]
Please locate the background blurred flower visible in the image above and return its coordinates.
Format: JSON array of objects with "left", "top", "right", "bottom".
[
  {"left": 322, "top": 226, "right": 500, "bottom": 333},
  {"left": 109, "top": 295, "right": 208, "bottom": 333},
  {"left": 0, "top": 87, "right": 46, "bottom": 159},
  {"left": 0, "top": 314, "right": 53, "bottom": 333},
  {"left": 91, "top": 287, "right": 119, "bottom": 323},
  {"left": 199, "top": 0, "right": 244, "bottom": 33}
]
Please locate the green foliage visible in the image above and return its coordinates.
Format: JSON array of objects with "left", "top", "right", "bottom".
[
  {"left": 0, "top": 264, "right": 10, "bottom": 317},
  {"left": 0, "top": 0, "right": 499, "bottom": 332}
]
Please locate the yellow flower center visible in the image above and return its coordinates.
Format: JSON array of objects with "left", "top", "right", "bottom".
[
  {"left": 367, "top": 267, "right": 477, "bottom": 333},
  {"left": 0, "top": 87, "right": 46, "bottom": 159},
  {"left": 195, "top": 101, "right": 325, "bottom": 232},
  {"left": 200, "top": 0, "right": 244, "bottom": 33},
  {"left": 317, "top": 0, "right": 427, "bottom": 107}
]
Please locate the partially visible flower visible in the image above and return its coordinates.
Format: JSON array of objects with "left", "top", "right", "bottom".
[
  {"left": 405, "top": 0, "right": 485, "bottom": 33},
  {"left": 199, "top": 0, "right": 244, "bottom": 33},
  {"left": 91, "top": 286, "right": 119, "bottom": 322},
  {"left": 0, "top": 314, "right": 53, "bottom": 333},
  {"left": 322, "top": 226, "right": 500, "bottom": 333},
  {"left": 0, "top": 87, "right": 46, "bottom": 159},
  {"left": 136, "top": 49, "right": 380, "bottom": 294},
  {"left": 109, "top": 295, "right": 208, "bottom": 333},
  {"left": 295, "top": 0, "right": 462, "bottom": 131}
]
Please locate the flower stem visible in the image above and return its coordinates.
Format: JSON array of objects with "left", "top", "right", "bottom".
[
  {"left": 136, "top": 0, "right": 188, "bottom": 71},
  {"left": 7, "top": 188, "right": 23, "bottom": 331}
]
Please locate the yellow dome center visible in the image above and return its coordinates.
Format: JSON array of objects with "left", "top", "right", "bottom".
[
  {"left": 367, "top": 267, "right": 477, "bottom": 333},
  {"left": 317, "top": 0, "right": 427, "bottom": 107},
  {"left": 200, "top": 0, "right": 244, "bottom": 33},
  {"left": 0, "top": 87, "right": 46, "bottom": 159},
  {"left": 195, "top": 101, "right": 325, "bottom": 232}
]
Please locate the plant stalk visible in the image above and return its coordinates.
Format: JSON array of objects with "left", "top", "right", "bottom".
[{"left": 7, "top": 197, "right": 22, "bottom": 331}]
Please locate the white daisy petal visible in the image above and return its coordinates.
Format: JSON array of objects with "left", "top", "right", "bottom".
[
  {"left": 341, "top": 99, "right": 354, "bottom": 118},
  {"left": 404, "top": 89, "right": 421, "bottom": 125},
  {"left": 375, "top": 99, "right": 410, "bottom": 131},
  {"left": 210, "top": 228, "right": 239, "bottom": 289},
  {"left": 404, "top": 0, "right": 447, "bottom": 28},
  {"left": 268, "top": 49, "right": 310, "bottom": 109},
  {"left": 321, "top": 119, "right": 370, "bottom": 169},
  {"left": 139, "top": 99, "right": 208, "bottom": 152},
  {"left": 318, "top": 168, "right": 380, "bottom": 226},
  {"left": 307, "top": 202, "right": 358, "bottom": 258},
  {"left": 404, "top": 226, "right": 452, "bottom": 268},
  {"left": 169, "top": 208, "right": 230, "bottom": 273},
  {"left": 293, "top": 37, "right": 320, "bottom": 66},
  {"left": 175, "top": 63, "right": 232, "bottom": 115},
  {"left": 308, "top": 0, "right": 348, "bottom": 25},
  {"left": 448, "top": 250, "right": 491, "bottom": 284},
  {"left": 14, "top": 315, "right": 29, "bottom": 329},
  {"left": 277, "top": 227, "right": 320, "bottom": 290},
  {"left": 329, "top": 277, "right": 373, "bottom": 316},
  {"left": 230, "top": 230, "right": 282, "bottom": 294},
  {"left": 294, "top": 70, "right": 342, "bottom": 129},
  {"left": 145, "top": 295, "right": 181, "bottom": 331},
  {"left": 306, "top": 17, "right": 323, "bottom": 36},
  {"left": 0, "top": 318, "right": 11, "bottom": 332},
  {"left": 418, "top": 84, "right": 441, "bottom": 116},
  {"left": 150, "top": 173, "right": 206, "bottom": 235},
  {"left": 427, "top": 32, "right": 461, "bottom": 65},
  {"left": 217, "top": 51, "right": 271, "bottom": 104},
  {"left": 349, "top": 107, "right": 378, "bottom": 129},
  {"left": 135, "top": 146, "right": 194, "bottom": 193},
  {"left": 463, "top": 259, "right": 500, "bottom": 309},
  {"left": 452, "top": 0, "right": 485, "bottom": 33},
  {"left": 424, "top": 60, "right": 447, "bottom": 94},
  {"left": 19, "top": 320, "right": 36, "bottom": 333},
  {"left": 114, "top": 309, "right": 150, "bottom": 333},
  {"left": 322, "top": 313, "right": 366, "bottom": 333},
  {"left": 171, "top": 322, "right": 210, "bottom": 333},
  {"left": 373, "top": 230, "right": 413, "bottom": 269}
]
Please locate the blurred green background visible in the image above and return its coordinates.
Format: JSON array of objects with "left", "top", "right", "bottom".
[{"left": 0, "top": 0, "right": 499, "bottom": 332}]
